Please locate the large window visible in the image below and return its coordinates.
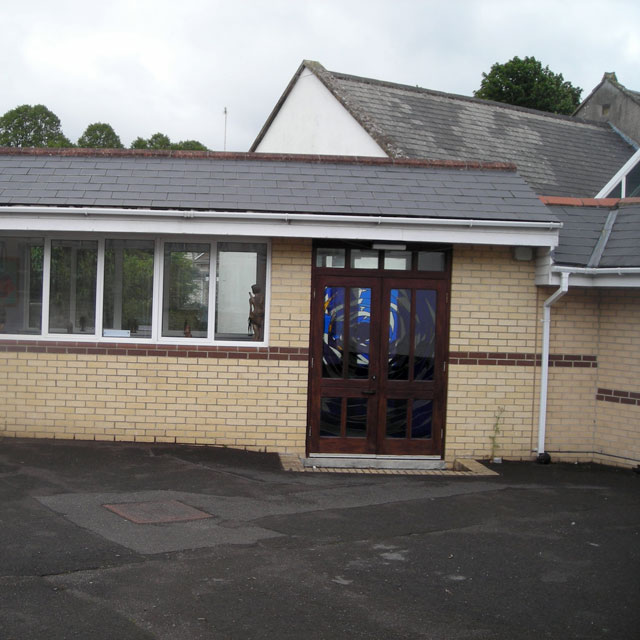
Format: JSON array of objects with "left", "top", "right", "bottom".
[
  {"left": 0, "top": 236, "right": 269, "bottom": 343},
  {"left": 0, "top": 237, "right": 44, "bottom": 334}
]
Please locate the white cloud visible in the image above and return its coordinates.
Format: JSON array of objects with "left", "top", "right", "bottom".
[{"left": 1, "top": 0, "right": 638, "bottom": 151}]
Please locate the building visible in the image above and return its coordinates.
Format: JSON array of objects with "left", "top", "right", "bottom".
[{"left": 1, "top": 62, "right": 639, "bottom": 470}]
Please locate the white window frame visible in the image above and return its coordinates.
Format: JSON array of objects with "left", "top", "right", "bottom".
[
  {"left": 1, "top": 232, "right": 271, "bottom": 346},
  {"left": 596, "top": 148, "right": 640, "bottom": 198}
]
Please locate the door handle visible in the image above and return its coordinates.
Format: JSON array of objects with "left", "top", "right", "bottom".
[{"left": 362, "top": 390, "right": 376, "bottom": 395}]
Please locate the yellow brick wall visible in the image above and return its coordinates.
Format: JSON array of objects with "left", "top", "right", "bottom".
[
  {"left": 542, "top": 289, "right": 599, "bottom": 462},
  {"left": 594, "top": 290, "right": 640, "bottom": 467},
  {"left": 446, "top": 245, "right": 541, "bottom": 464},
  {"left": 0, "top": 238, "right": 313, "bottom": 455}
]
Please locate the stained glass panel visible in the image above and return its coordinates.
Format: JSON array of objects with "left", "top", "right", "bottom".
[
  {"left": 414, "top": 290, "right": 437, "bottom": 381},
  {"left": 388, "top": 288, "right": 411, "bottom": 380},
  {"left": 347, "top": 287, "right": 371, "bottom": 379},
  {"left": 322, "top": 287, "right": 345, "bottom": 378}
]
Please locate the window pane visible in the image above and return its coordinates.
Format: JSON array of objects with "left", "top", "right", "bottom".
[
  {"left": 103, "top": 240, "right": 154, "bottom": 338},
  {"left": 215, "top": 242, "right": 267, "bottom": 341},
  {"left": 49, "top": 240, "right": 98, "bottom": 334},
  {"left": 411, "top": 400, "right": 433, "bottom": 439},
  {"left": 350, "top": 249, "right": 379, "bottom": 269},
  {"left": 316, "top": 248, "right": 345, "bottom": 268},
  {"left": 625, "top": 161, "right": 640, "bottom": 197},
  {"left": 320, "top": 397, "right": 342, "bottom": 437},
  {"left": 384, "top": 250, "right": 411, "bottom": 270},
  {"left": 345, "top": 398, "right": 367, "bottom": 437},
  {"left": 414, "top": 290, "right": 437, "bottom": 381},
  {"left": 606, "top": 181, "right": 622, "bottom": 198},
  {"left": 323, "top": 286, "right": 345, "bottom": 378},
  {"left": 162, "top": 243, "right": 210, "bottom": 339},
  {"left": 386, "top": 399, "right": 408, "bottom": 438},
  {"left": 388, "top": 288, "right": 411, "bottom": 380},
  {"left": 417, "top": 251, "right": 445, "bottom": 271},
  {"left": 348, "top": 287, "right": 371, "bottom": 379},
  {"left": 0, "top": 237, "right": 43, "bottom": 334}
]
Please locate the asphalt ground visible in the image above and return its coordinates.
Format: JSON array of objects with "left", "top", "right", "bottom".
[{"left": 0, "top": 438, "right": 638, "bottom": 640}]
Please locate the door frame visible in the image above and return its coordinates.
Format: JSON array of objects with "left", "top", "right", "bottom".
[{"left": 306, "top": 242, "right": 451, "bottom": 458}]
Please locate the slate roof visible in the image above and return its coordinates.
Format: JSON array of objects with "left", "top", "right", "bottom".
[
  {"left": 0, "top": 149, "right": 555, "bottom": 223},
  {"left": 549, "top": 203, "right": 640, "bottom": 267},
  {"left": 252, "top": 61, "right": 637, "bottom": 198}
]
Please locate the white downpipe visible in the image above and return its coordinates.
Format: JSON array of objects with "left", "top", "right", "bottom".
[{"left": 537, "top": 272, "right": 570, "bottom": 456}]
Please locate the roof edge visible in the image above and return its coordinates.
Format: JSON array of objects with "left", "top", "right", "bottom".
[
  {"left": 0, "top": 146, "right": 517, "bottom": 171},
  {"left": 249, "top": 60, "right": 309, "bottom": 152}
]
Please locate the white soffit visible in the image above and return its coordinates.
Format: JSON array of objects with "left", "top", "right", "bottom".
[{"left": 0, "top": 206, "right": 560, "bottom": 248}]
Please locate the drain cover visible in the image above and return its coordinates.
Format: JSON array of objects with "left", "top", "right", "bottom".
[{"left": 103, "top": 500, "right": 213, "bottom": 524}]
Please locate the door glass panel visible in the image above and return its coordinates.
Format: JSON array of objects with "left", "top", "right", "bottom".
[
  {"left": 320, "top": 397, "right": 342, "bottom": 437},
  {"left": 411, "top": 400, "right": 433, "bottom": 439},
  {"left": 316, "top": 248, "right": 346, "bottom": 268},
  {"left": 351, "top": 249, "right": 379, "bottom": 269},
  {"left": 386, "top": 399, "right": 408, "bottom": 438},
  {"left": 345, "top": 398, "right": 368, "bottom": 437},
  {"left": 414, "top": 290, "right": 437, "bottom": 381},
  {"left": 322, "top": 287, "right": 345, "bottom": 378},
  {"left": 418, "top": 252, "right": 445, "bottom": 271},
  {"left": 384, "top": 251, "right": 411, "bottom": 270},
  {"left": 388, "top": 288, "right": 411, "bottom": 380},
  {"left": 347, "top": 287, "right": 370, "bottom": 379}
]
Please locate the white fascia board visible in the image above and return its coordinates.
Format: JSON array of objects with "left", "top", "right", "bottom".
[
  {"left": 0, "top": 206, "right": 560, "bottom": 248},
  {"left": 536, "top": 262, "right": 640, "bottom": 288}
]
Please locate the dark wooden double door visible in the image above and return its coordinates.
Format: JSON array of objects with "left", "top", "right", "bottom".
[{"left": 308, "top": 274, "right": 448, "bottom": 456}]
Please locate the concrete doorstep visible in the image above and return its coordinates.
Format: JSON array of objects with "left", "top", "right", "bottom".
[{"left": 279, "top": 454, "right": 498, "bottom": 476}]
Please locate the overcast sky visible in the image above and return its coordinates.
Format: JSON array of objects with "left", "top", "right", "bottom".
[{"left": 2, "top": 0, "right": 638, "bottom": 152}]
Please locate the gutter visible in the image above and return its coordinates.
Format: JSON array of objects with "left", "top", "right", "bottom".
[
  {"left": 0, "top": 205, "right": 561, "bottom": 231},
  {"left": 537, "top": 272, "right": 569, "bottom": 462}
]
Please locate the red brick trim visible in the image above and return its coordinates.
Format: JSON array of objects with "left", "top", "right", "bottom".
[
  {"left": 449, "top": 351, "right": 597, "bottom": 367},
  {"left": 0, "top": 145, "right": 516, "bottom": 171},
  {"left": 538, "top": 196, "right": 640, "bottom": 207},
  {"left": 596, "top": 387, "right": 640, "bottom": 406},
  {"left": 0, "top": 339, "right": 309, "bottom": 361}
]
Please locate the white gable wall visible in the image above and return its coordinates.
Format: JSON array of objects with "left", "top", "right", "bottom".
[{"left": 255, "top": 68, "right": 387, "bottom": 156}]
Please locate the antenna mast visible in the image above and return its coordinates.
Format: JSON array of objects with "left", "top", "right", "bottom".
[{"left": 223, "top": 107, "right": 228, "bottom": 151}]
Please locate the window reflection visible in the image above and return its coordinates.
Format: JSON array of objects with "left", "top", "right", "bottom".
[
  {"left": 103, "top": 239, "right": 154, "bottom": 338},
  {"left": 49, "top": 240, "right": 97, "bottom": 334},
  {"left": 162, "top": 243, "right": 210, "bottom": 339},
  {"left": 0, "top": 237, "right": 43, "bottom": 334}
]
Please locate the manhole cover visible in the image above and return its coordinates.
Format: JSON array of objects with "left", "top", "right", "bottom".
[{"left": 103, "top": 500, "right": 213, "bottom": 524}]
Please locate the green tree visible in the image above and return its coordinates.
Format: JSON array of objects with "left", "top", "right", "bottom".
[
  {"left": 171, "top": 139, "right": 208, "bottom": 151},
  {"left": 0, "top": 104, "right": 73, "bottom": 147},
  {"left": 130, "top": 133, "right": 208, "bottom": 151},
  {"left": 77, "top": 122, "right": 123, "bottom": 148},
  {"left": 130, "top": 132, "right": 171, "bottom": 149},
  {"left": 474, "top": 56, "right": 582, "bottom": 115}
]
